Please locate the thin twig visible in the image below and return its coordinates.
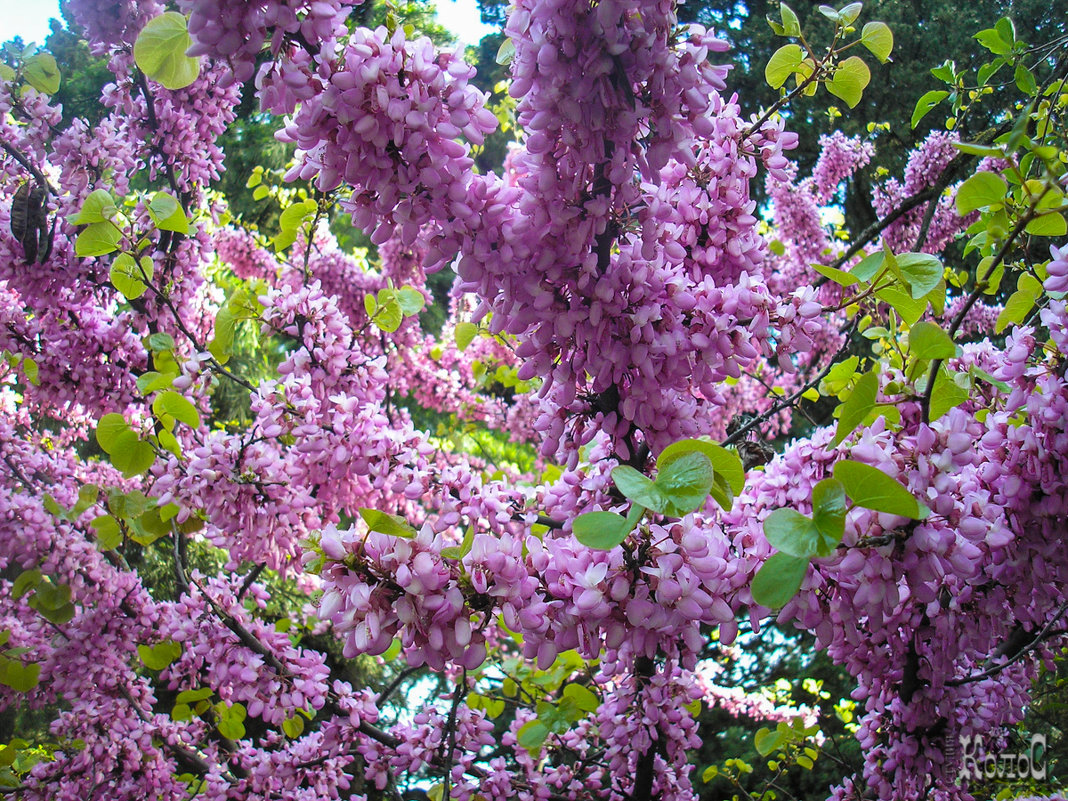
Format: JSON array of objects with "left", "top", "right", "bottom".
[{"left": 946, "top": 601, "right": 1068, "bottom": 687}]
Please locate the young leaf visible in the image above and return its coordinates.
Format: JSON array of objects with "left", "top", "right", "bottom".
[
  {"left": 765, "top": 44, "right": 804, "bottom": 89},
  {"left": 517, "top": 719, "right": 549, "bottom": 751},
  {"left": 778, "top": 2, "right": 802, "bottom": 35},
  {"left": 91, "top": 515, "right": 122, "bottom": 550},
  {"left": 751, "top": 552, "right": 808, "bottom": 608},
  {"left": 911, "top": 90, "right": 949, "bottom": 129},
  {"left": 654, "top": 450, "right": 715, "bottom": 516},
  {"left": 832, "top": 460, "right": 929, "bottom": 519},
  {"left": 657, "top": 439, "right": 745, "bottom": 495},
  {"left": 833, "top": 369, "right": 878, "bottom": 445},
  {"left": 611, "top": 465, "right": 668, "bottom": 515},
  {"left": 149, "top": 192, "right": 189, "bottom": 234},
  {"left": 138, "top": 639, "right": 181, "bottom": 671},
  {"left": 572, "top": 511, "right": 633, "bottom": 550},
  {"left": 75, "top": 222, "right": 121, "bottom": 257},
  {"left": 994, "top": 289, "right": 1034, "bottom": 334},
  {"left": 956, "top": 172, "right": 1007, "bottom": 214},
  {"left": 133, "top": 12, "right": 200, "bottom": 90},
  {"left": 909, "top": 321, "right": 957, "bottom": 360},
  {"left": 23, "top": 52, "right": 60, "bottom": 94},
  {"left": 110, "top": 252, "right": 153, "bottom": 300},
  {"left": 860, "top": 22, "right": 894, "bottom": 63},
  {"left": 929, "top": 367, "right": 969, "bottom": 420},
  {"left": 95, "top": 413, "right": 130, "bottom": 453},
  {"left": 826, "top": 56, "right": 870, "bottom": 109},
  {"left": 455, "top": 322, "right": 478, "bottom": 351},
  {"left": 152, "top": 390, "right": 201, "bottom": 429},
  {"left": 896, "top": 253, "right": 943, "bottom": 299},
  {"left": 396, "top": 287, "right": 425, "bottom": 316},
  {"left": 68, "top": 189, "right": 117, "bottom": 225},
  {"left": 358, "top": 508, "right": 416, "bottom": 539},
  {"left": 109, "top": 430, "right": 156, "bottom": 478},
  {"left": 763, "top": 479, "right": 845, "bottom": 559}
]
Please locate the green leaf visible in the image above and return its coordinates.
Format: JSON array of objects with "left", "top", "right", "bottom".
[
  {"left": 1014, "top": 62, "right": 1037, "bottom": 96},
  {"left": 820, "top": 355, "right": 860, "bottom": 396},
  {"left": 454, "top": 322, "right": 478, "bottom": 351},
  {"left": 911, "top": 90, "right": 949, "bottom": 129},
  {"left": 929, "top": 366, "right": 969, "bottom": 420},
  {"left": 110, "top": 252, "right": 153, "bottom": 300},
  {"left": 23, "top": 52, "right": 60, "bottom": 94},
  {"left": 573, "top": 511, "right": 633, "bottom": 550},
  {"left": 133, "top": 12, "right": 200, "bottom": 90},
  {"left": 0, "top": 659, "right": 40, "bottom": 692},
  {"left": 832, "top": 460, "right": 929, "bottom": 518},
  {"left": 91, "top": 515, "right": 122, "bottom": 550},
  {"left": 68, "top": 189, "right": 117, "bottom": 225},
  {"left": 876, "top": 287, "right": 925, "bottom": 326},
  {"left": 495, "top": 37, "right": 515, "bottom": 66},
  {"left": 817, "top": 5, "right": 841, "bottom": 23},
  {"left": 763, "top": 479, "right": 844, "bottom": 559},
  {"left": 658, "top": 439, "right": 745, "bottom": 496},
  {"left": 517, "top": 719, "right": 549, "bottom": 751},
  {"left": 956, "top": 172, "right": 1007, "bottom": 214},
  {"left": 860, "top": 22, "right": 893, "bottom": 63},
  {"left": 216, "top": 702, "right": 246, "bottom": 740},
  {"left": 909, "top": 321, "right": 957, "bottom": 360},
  {"left": 751, "top": 552, "right": 808, "bottom": 608},
  {"left": 137, "top": 371, "right": 174, "bottom": 395},
  {"left": 109, "top": 430, "right": 156, "bottom": 478},
  {"left": 372, "top": 292, "right": 403, "bottom": 333},
  {"left": 977, "top": 59, "right": 1004, "bottom": 87},
  {"left": 75, "top": 221, "right": 121, "bottom": 257},
  {"left": 994, "top": 17, "right": 1016, "bottom": 48},
  {"left": 358, "top": 508, "right": 416, "bottom": 539},
  {"left": 833, "top": 369, "right": 878, "bottom": 445},
  {"left": 1025, "top": 212, "right": 1066, "bottom": 237},
  {"left": 765, "top": 44, "right": 804, "bottom": 89},
  {"left": 778, "top": 3, "right": 802, "bottom": 36},
  {"left": 995, "top": 289, "right": 1034, "bottom": 334},
  {"left": 755, "top": 727, "right": 783, "bottom": 756},
  {"left": 655, "top": 451, "right": 714, "bottom": 516},
  {"left": 138, "top": 640, "right": 181, "bottom": 671},
  {"left": 896, "top": 253, "right": 943, "bottom": 299},
  {"left": 974, "top": 28, "right": 1010, "bottom": 56},
  {"left": 282, "top": 715, "right": 305, "bottom": 738},
  {"left": 21, "top": 356, "right": 38, "bottom": 386},
  {"left": 838, "top": 2, "right": 863, "bottom": 25},
  {"left": 176, "top": 687, "right": 213, "bottom": 704},
  {"left": 611, "top": 465, "right": 668, "bottom": 515},
  {"left": 562, "top": 683, "right": 599, "bottom": 713},
  {"left": 811, "top": 478, "right": 847, "bottom": 549},
  {"left": 149, "top": 192, "right": 189, "bottom": 234},
  {"left": 152, "top": 390, "right": 200, "bottom": 429},
  {"left": 12, "top": 569, "right": 42, "bottom": 600},
  {"left": 826, "top": 56, "right": 870, "bottom": 109},
  {"left": 209, "top": 305, "right": 237, "bottom": 364},
  {"left": 813, "top": 263, "right": 860, "bottom": 287},
  {"left": 147, "top": 332, "right": 176, "bottom": 352},
  {"left": 396, "top": 287, "right": 425, "bottom": 316},
  {"left": 96, "top": 413, "right": 129, "bottom": 453}
]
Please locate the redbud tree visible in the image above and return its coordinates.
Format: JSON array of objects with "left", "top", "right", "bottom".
[{"left": 0, "top": 1, "right": 1066, "bottom": 800}]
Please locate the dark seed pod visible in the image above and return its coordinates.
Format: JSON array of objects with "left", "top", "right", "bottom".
[
  {"left": 10, "top": 182, "right": 30, "bottom": 242},
  {"left": 736, "top": 439, "right": 776, "bottom": 471}
]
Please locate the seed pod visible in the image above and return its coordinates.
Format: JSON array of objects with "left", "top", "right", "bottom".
[{"left": 10, "top": 182, "right": 30, "bottom": 242}]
